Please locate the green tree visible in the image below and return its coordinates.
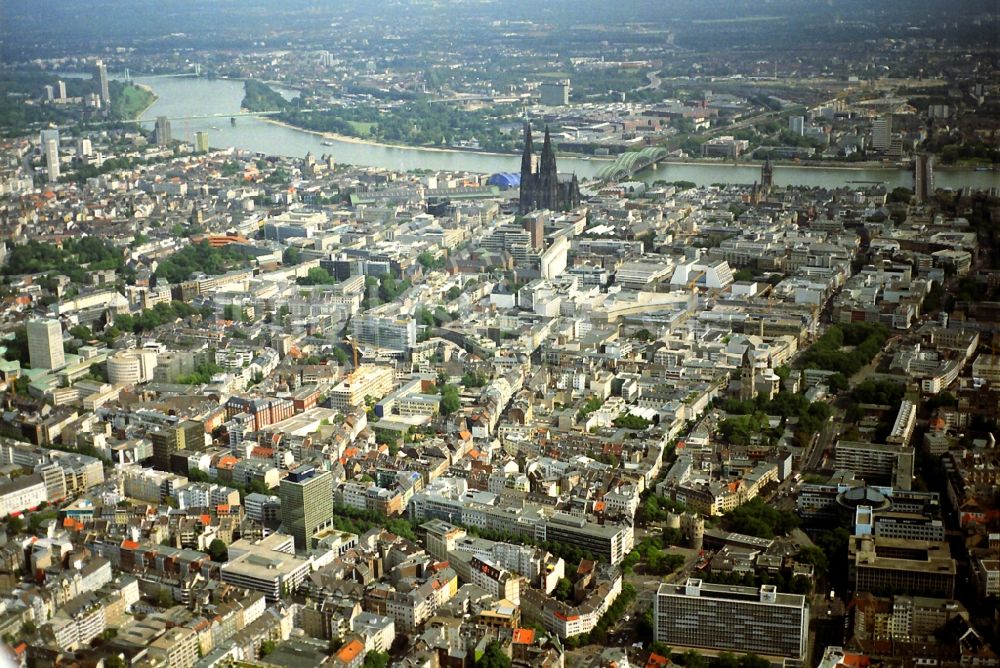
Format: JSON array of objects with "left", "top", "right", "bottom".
[
  {"left": 417, "top": 307, "right": 437, "bottom": 328},
  {"left": 363, "top": 652, "right": 390, "bottom": 668},
  {"left": 417, "top": 251, "right": 444, "bottom": 270},
  {"left": 475, "top": 642, "right": 511, "bottom": 668},
  {"left": 297, "top": 266, "right": 336, "bottom": 285},
  {"left": 553, "top": 577, "right": 574, "bottom": 602},
  {"left": 156, "top": 588, "right": 173, "bottom": 607},
  {"left": 789, "top": 575, "right": 813, "bottom": 594},
  {"left": 724, "top": 498, "right": 799, "bottom": 538},
  {"left": 242, "top": 80, "right": 291, "bottom": 113},
  {"left": 717, "top": 654, "right": 740, "bottom": 668},
  {"left": 682, "top": 651, "right": 708, "bottom": 668},
  {"left": 260, "top": 640, "right": 277, "bottom": 656},
  {"left": 796, "top": 545, "right": 828, "bottom": 572},
  {"left": 208, "top": 539, "right": 229, "bottom": 562},
  {"left": 739, "top": 655, "right": 772, "bottom": 668},
  {"left": 6, "top": 516, "right": 23, "bottom": 534},
  {"left": 613, "top": 414, "right": 651, "bottom": 430},
  {"left": 440, "top": 384, "right": 460, "bottom": 415},
  {"left": 888, "top": 187, "right": 912, "bottom": 203},
  {"left": 2, "top": 326, "right": 30, "bottom": 365},
  {"left": 461, "top": 371, "right": 488, "bottom": 388},
  {"left": 333, "top": 348, "right": 350, "bottom": 365}
]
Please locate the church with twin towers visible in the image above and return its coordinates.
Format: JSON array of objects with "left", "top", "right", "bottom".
[{"left": 518, "top": 122, "right": 581, "bottom": 215}]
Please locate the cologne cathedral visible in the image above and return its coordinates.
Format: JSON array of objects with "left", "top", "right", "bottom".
[{"left": 518, "top": 123, "right": 581, "bottom": 214}]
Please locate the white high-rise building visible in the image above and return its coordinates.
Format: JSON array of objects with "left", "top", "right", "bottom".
[
  {"left": 45, "top": 139, "right": 60, "bottom": 183},
  {"left": 77, "top": 137, "right": 93, "bottom": 158},
  {"left": 789, "top": 115, "right": 805, "bottom": 136},
  {"left": 27, "top": 319, "right": 65, "bottom": 370},
  {"left": 94, "top": 59, "right": 110, "bottom": 106},
  {"left": 40, "top": 129, "right": 59, "bottom": 147},
  {"left": 57, "top": 80, "right": 67, "bottom": 100},
  {"left": 872, "top": 116, "right": 892, "bottom": 151}
]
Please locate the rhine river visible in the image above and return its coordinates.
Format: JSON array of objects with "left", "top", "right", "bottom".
[{"left": 135, "top": 76, "right": 999, "bottom": 190}]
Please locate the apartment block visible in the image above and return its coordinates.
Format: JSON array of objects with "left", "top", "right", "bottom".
[{"left": 654, "top": 579, "right": 809, "bottom": 660}]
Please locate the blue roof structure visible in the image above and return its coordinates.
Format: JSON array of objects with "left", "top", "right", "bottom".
[{"left": 487, "top": 172, "right": 521, "bottom": 189}]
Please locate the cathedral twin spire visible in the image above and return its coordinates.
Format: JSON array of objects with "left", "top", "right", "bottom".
[{"left": 519, "top": 122, "right": 561, "bottom": 214}]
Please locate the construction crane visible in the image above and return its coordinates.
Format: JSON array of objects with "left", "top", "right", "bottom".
[{"left": 344, "top": 335, "right": 358, "bottom": 368}]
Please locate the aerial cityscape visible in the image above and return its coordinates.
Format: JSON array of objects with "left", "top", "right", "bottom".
[{"left": 0, "top": 1, "right": 998, "bottom": 667}]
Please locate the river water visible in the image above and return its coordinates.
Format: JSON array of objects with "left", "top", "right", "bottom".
[{"left": 135, "top": 76, "right": 998, "bottom": 190}]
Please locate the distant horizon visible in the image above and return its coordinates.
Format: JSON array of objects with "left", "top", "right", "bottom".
[{"left": 3, "top": 0, "right": 995, "bottom": 61}]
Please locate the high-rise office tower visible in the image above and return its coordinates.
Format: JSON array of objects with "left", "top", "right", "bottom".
[
  {"left": 914, "top": 153, "right": 934, "bottom": 204},
  {"left": 872, "top": 115, "right": 892, "bottom": 151},
  {"left": 77, "top": 137, "right": 93, "bottom": 158},
  {"left": 654, "top": 579, "right": 809, "bottom": 661},
  {"left": 150, "top": 429, "right": 179, "bottom": 472},
  {"left": 57, "top": 80, "right": 67, "bottom": 100},
  {"left": 195, "top": 131, "right": 210, "bottom": 153},
  {"left": 522, "top": 212, "right": 545, "bottom": 250},
  {"left": 95, "top": 59, "right": 110, "bottom": 107},
  {"left": 151, "top": 420, "right": 205, "bottom": 471},
  {"left": 788, "top": 115, "right": 805, "bottom": 136},
  {"left": 26, "top": 319, "right": 65, "bottom": 370},
  {"left": 155, "top": 116, "right": 172, "bottom": 146},
  {"left": 40, "top": 128, "right": 60, "bottom": 147},
  {"left": 280, "top": 466, "right": 333, "bottom": 550},
  {"left": 539, "top": 79, "right": 570, "bottom": 106},
  {"left": 44, "top": 139, "right": 60, "bottom": 183}
]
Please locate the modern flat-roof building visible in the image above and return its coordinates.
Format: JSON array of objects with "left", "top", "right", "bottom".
[
  {"left": 352, "top": 309, "right": 416, "bottom": 353},
  {"left": 328, "top": 365, "right": 395, "bottom": 411},
  {"left": 151, "top": 420, "right": 205, "bottom": 472},
  {"left": 654, "top": 579, "right": 809, "bottom": 661},
  {"left": 541, "top": 513, "right": 633, "bottom": 565},
  {"left": 280, "top": 465, "right": 334, "bottom": 550},
  {"left": 220, "top": 535, "right": 311, "bottom": 602},
  {"left": 422, "top": 519, "right": 468, "bottom": 561},
  {"left": 107, "top": 348, "right": 158, "bottom": 386},
  {"left": 849, "top": 535, "right": 956, "bottom": 598},
  {"left": 797, "top": 484, "right": 944, "bottom": 542},
  {"left": 148, "top": 626, "right": 199, "bottom": 668},
  {"left": 540, "top": 79, "right": 570, "bottom": 106},
  {"left": 834, "top": 439, "right": 913, "bottom": 490},
  {"left": 27, "top": 319, "right": 65, "bottom": 370}
]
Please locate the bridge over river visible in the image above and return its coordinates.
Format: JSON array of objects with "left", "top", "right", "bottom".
[{"left": 595, "top": 146, "right": 672, "bottom": 181}]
